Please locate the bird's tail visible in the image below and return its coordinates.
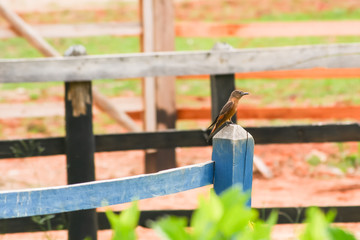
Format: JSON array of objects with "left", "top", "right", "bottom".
[
  {"left": 206, "top": 125, "right": 217, "bottom": 143},
  {"left": 207, "top": 116, "right": 218, "bottom": 130}
]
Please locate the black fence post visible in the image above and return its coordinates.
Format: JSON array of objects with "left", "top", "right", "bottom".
[
  {"left": 210, "top": 43, "right": 236, "bottom": 123},
  {"left": 64, "top": 45, "right": 98, "bottom": 240}
]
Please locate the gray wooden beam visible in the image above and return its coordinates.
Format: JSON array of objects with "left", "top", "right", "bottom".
[{"left": 1, "top": 43, "right": 360, "bottom": 83}]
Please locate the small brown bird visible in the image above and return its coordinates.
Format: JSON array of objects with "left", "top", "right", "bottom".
[{"left": 207, "top": 90, "right": 249, "bottom": 138}]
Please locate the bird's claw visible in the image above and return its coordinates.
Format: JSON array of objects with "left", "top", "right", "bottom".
[{"left": 225, "top": 121, "right": 233, "bottom": 126}]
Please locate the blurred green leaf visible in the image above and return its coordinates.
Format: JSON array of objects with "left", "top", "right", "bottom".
[
  {"left": 190, "top": 190, "right": 223, "bottom": 239},
  {"left": 328, "top": 227, "right": 356, "bottom": 240},
  {"left": 106, "top": 187, "right": 357, "bottom": 240},
  {"left": 106, "top": 202, "right": 140, "bottom": 240},
  {"left": 151, "top": 216, "right": 190, "bottom": 240},
  {"left": 189, "top": 186, "right": 274, "bottom": 240},
  {"left": 300, "top": 207, "right": 330, "bottom": 240},
  {"left": 218, "top": 187, "right": 257, "bottom": 238},
  {"left": 300, "top": 207, "right": 356, "bottom": 240}
]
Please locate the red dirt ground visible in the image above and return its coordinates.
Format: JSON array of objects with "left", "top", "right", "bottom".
[{"left": 1, "top": 132, "right": 360, "bottom": 239}]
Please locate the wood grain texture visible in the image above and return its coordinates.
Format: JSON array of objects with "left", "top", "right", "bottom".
[
  {"left": 212, "top": 125, "right": 254, "bottom": 206},
  {"left": 0, "top": 161, "right": 214, "bottom": 219},
  {"left": 1, "top": 43, "right": 360, "bottom": 83},
  {"left": 0, "top": 123, "right": 359, "bottom": 159},
  {"left": 144, "top": 0, "right": 177, "bottom": 173},
  {"left": 140, "top": 0, "right": 156, "bottom": 133}
]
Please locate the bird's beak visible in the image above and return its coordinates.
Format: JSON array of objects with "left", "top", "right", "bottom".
[{"left": 242, "top": 92, "right": 249, "bottom": 96}]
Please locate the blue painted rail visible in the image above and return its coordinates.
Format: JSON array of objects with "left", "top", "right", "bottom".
[{"left": 0, "top": 124, "right": 254, "bottom": 219}]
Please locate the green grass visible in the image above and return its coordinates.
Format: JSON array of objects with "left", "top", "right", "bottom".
[
  {"left": 176, "top": 36, "right": 360, "bottom": 51},
  {"left": 236, "top": 78, "right": 360, "bottom": 106},
  {"left": 0, "top": 36, "right": 140, "bottom": 59},
  {"left": 176, "top": 80, "right": 210, "bottom": 97},
  {"left": 258, "top": 8, "right": 360, "bottom": 22},
  {"left": 93, "top": 79, "right": 142, "bottom": 96},
  {"left": 0, "top": 38, "right": 44, "bottom": 58}
]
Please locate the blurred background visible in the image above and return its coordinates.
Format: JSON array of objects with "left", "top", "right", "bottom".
[{"left": 0, "top": 0, "right": 360, "bottom": 239}]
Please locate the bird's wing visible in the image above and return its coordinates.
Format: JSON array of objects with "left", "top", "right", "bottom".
[
  {"left": 219, "top": 101, "right": 234, "bottom": 116},
  {"left": 207, "top": 101, "right": 234, "bottom": 130}
]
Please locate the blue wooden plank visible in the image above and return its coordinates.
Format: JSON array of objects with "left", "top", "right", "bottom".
[
  {"left": 212, "top": 124, "right": 254, "bottom": 206},
  {"left": 0, "top": 162, "right": 214, "bottom": 219}
]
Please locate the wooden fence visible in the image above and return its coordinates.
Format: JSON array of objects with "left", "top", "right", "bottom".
[
  {"left": 0, "top": 125, "right": 253, "bottom": 218},
  {"left": 0, "top": 123, "right": 255, "bottom": 240},
  {"left": 2, "top": 2, "right": 360, "bottom": 122},
  {"left": 2, "top": 41, "right": 360, "bottom": 121},
  {"left": 0, "top": 43, "right": 360, "bottom": 238}
]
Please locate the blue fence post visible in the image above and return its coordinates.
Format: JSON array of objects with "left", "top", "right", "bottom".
[{"left": 212, "top": 124, "right": 255, "bottom": 206}]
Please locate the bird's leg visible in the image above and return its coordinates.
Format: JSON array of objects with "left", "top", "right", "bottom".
[{"left": 225, "top": 120, "right": 233, "bottom": 126}]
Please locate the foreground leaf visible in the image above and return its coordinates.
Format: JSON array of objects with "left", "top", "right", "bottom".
[{"left": 106, "top": 202, "right": 140, "bottom": 240}]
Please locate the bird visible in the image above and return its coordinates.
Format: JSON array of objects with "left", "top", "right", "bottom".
[{"left": 207, "top": 90, "right": 249, "bottom": 140}]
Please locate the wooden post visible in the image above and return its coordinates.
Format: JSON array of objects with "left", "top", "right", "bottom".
[
  {"left": 152, "top": 0, "right": 177, "bottom": 172},
  {"left": 140, "top": 0, "right": 156, "bottom": 132},
  {"left": 140, "top": 0, "right": 157, "bottom": 173},
  {"left": 212, "top": 124, "right": 254, "bottom": 207},
  {"left": 64, "top": 45, "right": 98, "bottom": 240},
  {"left": 210, "top": 43, "right": 236, "bottom": 123},
  {"left": 141, "top": 0, "right": 177, "bottom": 173}
]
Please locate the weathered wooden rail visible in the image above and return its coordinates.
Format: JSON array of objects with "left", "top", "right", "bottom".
[
  {"left": 0, "top": 43, "right": 360, "bottom": 238},
  {"left": 0, "top": 162, "right": 214, "bottom": 218},
  {"left": 1, "top": 43, "right": 360, "bottom": 83}
]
